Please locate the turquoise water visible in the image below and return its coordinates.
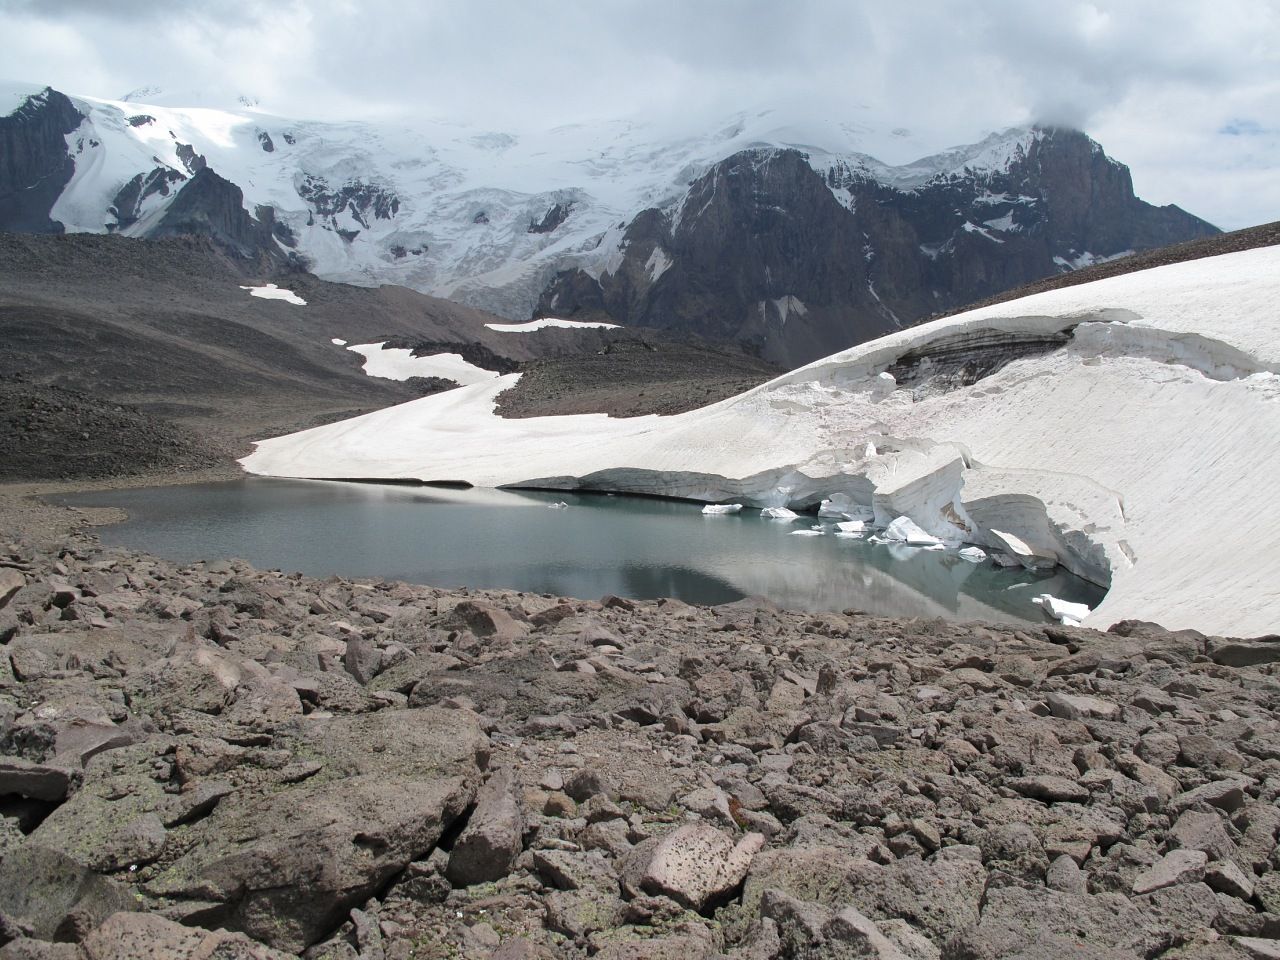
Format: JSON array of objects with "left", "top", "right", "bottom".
[{"left": 62, "top": 477, "right": 1106, "bottom": 624}]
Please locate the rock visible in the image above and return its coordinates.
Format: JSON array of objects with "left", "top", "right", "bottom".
[
  {"left": 1170, "top": 780, "right": 1248, "bottom": 815},
  {"left": 1205, "top": 859, "right": 1255, "bottom": 900},
  {"left": 0, "top": 569, "right": 23, "bottom": 609},
  {"left": 641, "top": 823, "right": 764, "bottom": 911},
  {"left": 342, "top": 636, "right": 382, "bottom": 685},
  {"left": 444, "top": 600, "right": 526, "bottom": 640},
  {"left": 80, "top": 911, "right": 292, "bottom": 958},
  {"left": 1045, "top": 691, "right": 1121, "bottom": 722},
  {"left": 1045, "top": 854, "right": 1088, "bottom": 894},
  {"left": 446, "top": 767, "right": 524, "bottom": 886},
  {"left": 565, "top": 768, "right": 612, "bottom": 802},
  {"left": 1169, "top": 810, "right": 1238, "bottom": 861},
  {"left": 1006, "top": 774, "right": 1090, "bottom": 804},
  {"left": 1236, "top": 938, "right": 1280, "bottom": 960},
  {"left": 0, "top": 758, "right": 73, "bottom": 801},
  {"left": 1211, "top": 641, "right": 1280, "bottom": 667},
  {"left": 0, "top": 845, "right": 137, "bottom": 943},
  {"left": 1132, "top": 849, "right": 1208, "bottom": 895},
  {"left": 760, "top": 888, "right": 912, "bottom": 959}
]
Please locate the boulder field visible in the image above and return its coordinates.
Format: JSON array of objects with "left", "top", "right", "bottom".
[{"left": 0, "top": 528, "right": 1278, "bottom": 958}]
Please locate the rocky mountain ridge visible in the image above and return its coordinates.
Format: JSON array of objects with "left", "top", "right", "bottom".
[{"left": 0, "top": 82, "right": 1217, "bottom": 365}]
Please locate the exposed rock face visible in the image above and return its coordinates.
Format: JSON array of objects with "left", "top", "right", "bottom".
[
  {"left": 537, "top": 131, "right": 1218, "bottom": 366},
  {"left": 146, "top": 168, "right": 291, "bottom": 268},
  {"left": 0, "top": 87, "right": 84, "bottom": 233}
]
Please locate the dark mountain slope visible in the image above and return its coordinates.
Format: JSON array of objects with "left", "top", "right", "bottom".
[{"left": 536, "top": 129, "right": 1219, "bottom": 367}]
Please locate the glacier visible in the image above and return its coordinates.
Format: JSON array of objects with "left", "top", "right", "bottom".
[
  {"left": 241, "top": 245, "right": 1280, "bottom": 635},
  {"left": 3, "top": 80, "right": 1084, "bottom": 322}
]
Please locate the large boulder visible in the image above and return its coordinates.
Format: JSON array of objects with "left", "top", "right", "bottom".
[
  {"left": 446, "top": 767, "right": 525, "bottom": 886},
  {"left": 0, "top": 845, "right": 136, "bottom": 943},
  {"left": 80, "top": 911, "right": 292, "bottom": 959},
  {"left": 641, "top": 824, "right": 764, "bottom": 911}
]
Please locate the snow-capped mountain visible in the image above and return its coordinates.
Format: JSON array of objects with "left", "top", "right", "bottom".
[{"left": 0, "top": 81, "right": 1218, "bottom": 365}]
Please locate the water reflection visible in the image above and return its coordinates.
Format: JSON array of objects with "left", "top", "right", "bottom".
[{"left": 61, "top": 478, "right": 1105, "bottom": 624}]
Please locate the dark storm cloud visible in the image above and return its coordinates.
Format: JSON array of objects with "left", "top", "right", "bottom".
[{"left": 0, "top": 0, "right": 1275, "bottom": 227}]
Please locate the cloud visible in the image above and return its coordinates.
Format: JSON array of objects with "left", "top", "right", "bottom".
[{"left": 0, "top": 0, "right": 1276, "bottom": 228}]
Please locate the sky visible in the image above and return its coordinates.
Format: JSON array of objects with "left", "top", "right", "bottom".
[{"left": 1, "top": 0, "right": 1276, "bottom": 229}]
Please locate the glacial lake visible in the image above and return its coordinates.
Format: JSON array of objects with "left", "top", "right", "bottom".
[{"left": 62, "top": 478, "right": 1106, "bottom": 625}]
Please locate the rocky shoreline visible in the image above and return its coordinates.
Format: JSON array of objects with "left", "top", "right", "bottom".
[{"left": 1, "top": 491, "right": 1279, "bottom": 959}]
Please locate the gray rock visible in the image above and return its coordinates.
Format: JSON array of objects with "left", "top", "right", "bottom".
[
  {"left": 1170, "top": 810, "right": 1238, "bottom": 861},
  {"left": 342, "top": 636, "right": 382, "bottom": 685},
  {"left": 760, "top": 888, "right": 911, "bottom": 959},
  {"left": 0, "top": 569, "right": 24, "bottom": 609},
  {"left": 0, "top": 845, "right": 136, "bottom": 943},
  {"left": 1006, "top": 775, "right": 1090, "bottom": 804},
  {"left": 446, "top": 767, "right": 524, "bottom": 886},
  {"left": 1132, "top": 849, "right": 1208, "bottom": 895},
  {"left": 1045, "top": 854, "right": 1088, "bottom": 895},
  {"left": 0, "top": 758, "right": 73, "bottom": 801},
  {"left": 1205, "top": 859, "right": 1255, "bottom": 900},
  {"left": 80, "top": 911, "right": 292, "bottom": 958},
  {"left": 641, "top": 823, "right": 764, "bottom": 911}
]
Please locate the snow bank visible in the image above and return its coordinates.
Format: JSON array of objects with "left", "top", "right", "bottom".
[
  {"left": 346, "top": 343, "right": 500, "bottom": 386},
  {"left": 484, "top": 318, "right": 621, "bottom": 333},
  {"left": 242, "top": 246, "right": 1280, "bottom": 635},
  {"left": 240, "top": 283, "right": 306, "bottom": 306}
]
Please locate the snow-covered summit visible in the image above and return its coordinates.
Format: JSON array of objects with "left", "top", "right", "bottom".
[{"left": 3, "top": 81, "right": 1100, "bottom": 317}]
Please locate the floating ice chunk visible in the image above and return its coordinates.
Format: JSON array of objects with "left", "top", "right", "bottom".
[
  {"left": 1032, "top": 593, "right": 1092, "bottom": 625},
  {"left": 958, "top": 546, "right": 988, "bottom": 563},
  {"left": 988, "top": 529, "right": 1057, "bottom": 572},
  {"left": 867, "top": 535, "right": 890, "bottom": 544},
  {"left": 240, "top": 283, "right": 306, "bottom": 306},
  {"left": 834, "top": 531, "right": 864, "bottom": 539},
  {"left": 760, "top": 507, "right": 799, "bottom": 520},
  {"left": 331, "top": 337, "right": 347, "bottom": 346},
  {"left": 702, "top": 503, "right": 743, "bottom": 515},
  {"left": 835, "top": 520, "right": 868, "bottom": 534},
  {"left": 882, "top": 516, "right": 943, "bottom": 546},
  {"left": 788, "top": 529, "right": 824, "bottom": 537},
  {"left": 547, "top": 501, "right": 569, "bottom": 510}
]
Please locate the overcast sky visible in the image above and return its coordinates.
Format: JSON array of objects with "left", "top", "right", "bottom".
[{"left": 1, "top": 0, "right": 1276, "bottom": 229}]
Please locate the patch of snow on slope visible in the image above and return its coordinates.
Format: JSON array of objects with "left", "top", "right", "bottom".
[
  {"left": 962, "top": 221, "right": 1004, "bottom": 244},
  {"left": 241, "top": 283, "right": 306, "bottom": 305},
  {"left": 645, "top": 247, "right": 673, "bottom": 283},
  {"left": 346, "top": 343, "right": 500, "bottom": 385},
  {"left": 242, "top": 246, "right": 1280, "bottom": 636},
  {"left": 983, "top": 212, "right": 1019, "bottom": 232},
  {"left": 485, "top": 318, "right": 620, "bottom": 333},
  {"left": 1054, "top": 250, "right": 1134, "bottom": 271}
]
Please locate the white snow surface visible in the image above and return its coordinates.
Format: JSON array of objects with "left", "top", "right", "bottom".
[
  {"left": 484, "top": 318, "right": 620, "bottom": 333},
  {"left": 21, "top": 83, "right": 1069, "bottom": 320},
  {"left": 241, "top": 246, "right": 1280, "bottom": 636},
  {"left": 345, "top": 343, "right": 500, "bottom": 386},
  {"left": 240, "top": 283, "right": 306, "bottom": 305}
]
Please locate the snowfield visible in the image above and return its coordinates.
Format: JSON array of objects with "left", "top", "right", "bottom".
[
  {"left": 345, "top": 343, "right": 500, "bottom": 386},
  {"left": 240, "top": 283, "right": 306, "bottom": 305},
  {"left": 242, "top": 246, "right": 1280, "bottom": 635},
  {"left": 484, "top": 318, "right": 620, "bottom": 333}
]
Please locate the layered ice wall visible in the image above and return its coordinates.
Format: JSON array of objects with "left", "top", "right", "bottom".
[{"left": 241, "top": 246, "right": 1280, "bottom": 635}]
